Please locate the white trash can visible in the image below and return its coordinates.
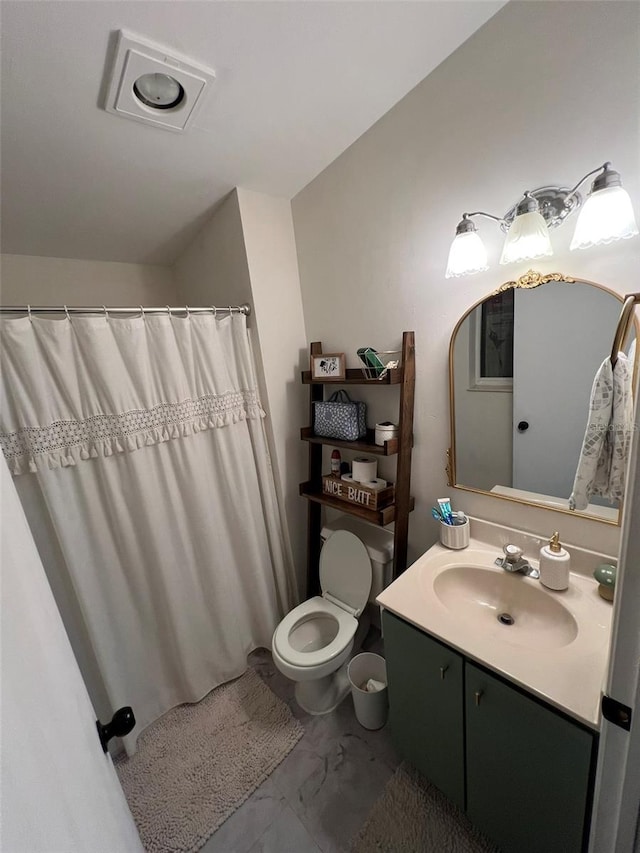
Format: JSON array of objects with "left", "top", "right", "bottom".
[{"left": 347, "top": 652, "right": 388, "bottom": 730}]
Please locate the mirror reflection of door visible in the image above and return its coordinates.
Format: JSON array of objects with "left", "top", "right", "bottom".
[{"left": 512, "top": 283, "right": 620, "bottom": 502}]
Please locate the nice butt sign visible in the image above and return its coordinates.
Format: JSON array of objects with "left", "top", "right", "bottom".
[
  {"left": 323, "top": 476, "right": 373, "bottom": 505},
  {"left": 321, "top": 475, "right": 394, "bottom": 511}
]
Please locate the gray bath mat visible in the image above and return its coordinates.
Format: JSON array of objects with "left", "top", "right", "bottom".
[
  {"left": 116, "top": 668, "right": 303, "bottom": 853},
  {"left": 351, "top": 763, "right": 499, "bottom": 852}
]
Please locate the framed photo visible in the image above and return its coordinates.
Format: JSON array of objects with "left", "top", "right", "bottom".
[{"left": 311, "top": 352, "right": 346, "bottom": 381}]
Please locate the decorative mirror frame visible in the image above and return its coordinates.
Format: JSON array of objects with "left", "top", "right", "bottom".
[{"left": 447, "top": 269, "right": 639, "bottom": 526}]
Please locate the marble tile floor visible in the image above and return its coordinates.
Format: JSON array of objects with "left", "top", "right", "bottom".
[{"left": 201, "top": 628, "right": 400, "bottom": 853}]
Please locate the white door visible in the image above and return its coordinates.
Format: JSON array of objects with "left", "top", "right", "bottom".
[
  {"left": 512, "top": 283, "right": 620, "bottom": 498},
  {"left": 588, "top": 359, "right": 640, "bottom": 852},
  {"left": 0, "top": 459, "right": 143, "bottom": 853}
]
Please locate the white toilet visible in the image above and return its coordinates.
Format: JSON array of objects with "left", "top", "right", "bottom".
[{"left": 272, "top": 521, "right": 393, "bottom": 715}]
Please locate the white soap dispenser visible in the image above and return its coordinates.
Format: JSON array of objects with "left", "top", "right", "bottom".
[{"left": 539, "top": 532, "right": 570, "bottom": 591}]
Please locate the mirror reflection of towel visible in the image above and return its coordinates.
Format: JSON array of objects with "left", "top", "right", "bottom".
[{"left": 569, "top": 352, "right": 633, "bottom": 511}]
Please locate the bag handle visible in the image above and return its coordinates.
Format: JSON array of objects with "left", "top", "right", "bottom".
[{"left": 328, "top": 390, "right": 352, "bottom": 403}]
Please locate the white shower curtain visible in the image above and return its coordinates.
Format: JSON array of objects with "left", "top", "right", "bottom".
[{"left": 0, "top": 312, "right": 297, "bottom": 754}]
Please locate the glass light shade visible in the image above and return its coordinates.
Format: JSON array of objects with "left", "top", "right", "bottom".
[
  {"left": 133, "top": 73, "right": 184, "bottom": 109},
  {"left": 445, "top": 231, "right": 488, "bottom": 278},
  {"left": 499, "top": 211, "right": 553, "bottom": 265},
  {"left": 570, "top": 186, "right": 639, "bottom": 250}
]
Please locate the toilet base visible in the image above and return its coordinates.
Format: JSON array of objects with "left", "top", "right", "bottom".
[{"left": 294, "top": 663, "right": 351, "bottom": 715}]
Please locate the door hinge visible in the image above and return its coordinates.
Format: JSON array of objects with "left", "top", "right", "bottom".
[{"left": 601, "top": 695, "right": 632, "bottom": 731}]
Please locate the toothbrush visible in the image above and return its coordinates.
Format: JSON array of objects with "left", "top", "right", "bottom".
[{"left": 431, "top": 507, "right": 444, "bottom": 522}]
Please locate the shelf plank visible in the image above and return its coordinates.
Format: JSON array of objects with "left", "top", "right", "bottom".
[
  {"left": 299, "top": 481, "right": 415, "bottom": 527},
  {"left": 301, "top": 367, "right": 403, "bottom": 385},
  {"left": 300, "top": 427, "right": 399, "bottom": 456}
]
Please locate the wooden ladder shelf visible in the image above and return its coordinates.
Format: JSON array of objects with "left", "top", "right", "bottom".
[{"left": 300, "top": 331, "right": 415, "bottom": 595}]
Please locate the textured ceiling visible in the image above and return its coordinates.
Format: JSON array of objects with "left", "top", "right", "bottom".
[{"left": 0, "top": 1, "right": 505, "bottom": 265}]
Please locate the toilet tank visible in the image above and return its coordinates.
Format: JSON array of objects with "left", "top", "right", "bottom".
[{"left": 321, "top": 515, "right": 394, "bottom": 603}]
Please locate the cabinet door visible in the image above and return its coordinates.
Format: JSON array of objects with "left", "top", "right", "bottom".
[
  {"left": 382, "top": 611, "right": 464, "bottom": 808},
  {"left": 466, "top": 663, "right": 595, "bottom": 853}
]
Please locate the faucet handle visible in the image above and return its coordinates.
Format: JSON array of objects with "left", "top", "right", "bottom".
[{"left": 503, "top": 543, "right": 523, "bottom": 562}]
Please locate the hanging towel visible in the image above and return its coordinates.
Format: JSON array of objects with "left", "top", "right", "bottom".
[{"left": 569, "top": 351, "right": 634, "bottom": 511}]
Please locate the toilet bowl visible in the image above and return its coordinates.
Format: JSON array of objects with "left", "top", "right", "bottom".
[{"left": 272, "top": 529, "right": 372, "bottom": 715}]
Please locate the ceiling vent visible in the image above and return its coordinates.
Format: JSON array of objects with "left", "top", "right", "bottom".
[{"left": 104, "top": 31, "right": 215, "bottom": 132}]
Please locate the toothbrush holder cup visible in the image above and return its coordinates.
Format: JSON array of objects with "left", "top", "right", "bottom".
[{"left": 440, "top": 519, "right": 470, "bottom": 550}]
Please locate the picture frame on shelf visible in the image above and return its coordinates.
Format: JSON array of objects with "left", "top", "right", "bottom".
[{"left": 310, "top": 352, "right": 346, "bottom": 381}]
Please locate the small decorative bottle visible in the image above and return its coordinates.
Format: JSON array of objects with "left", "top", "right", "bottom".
[
  {"left": 539, "top": 532, "right": 570, "bottom": 591},
  {"left": 331, "top": 449, "right": 341, "bottom": 477}
]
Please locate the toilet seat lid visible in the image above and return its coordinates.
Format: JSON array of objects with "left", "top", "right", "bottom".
[{"left": 320, "top": 530, "right": 372, "bottom": 615}]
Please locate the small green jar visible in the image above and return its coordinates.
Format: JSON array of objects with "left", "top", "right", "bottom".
[{"left": 593, "top": 563, "right": 616, "bottom": 601}]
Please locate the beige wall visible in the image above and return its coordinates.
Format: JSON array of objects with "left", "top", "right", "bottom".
[
  {"left": 172, "top": 192, "right": 253, "bottom": 308},
  {"left": 235, "top": 189, "right": 308, "bottom": 589},
  {"left": 173, "top": 189, "right": 308, "bottom": 594},
  {"left": 292, "top": 0, "right": 640, "bottom": 560},
  {"left": 0, "top": 254, "right": 176, "bottom": 305}
]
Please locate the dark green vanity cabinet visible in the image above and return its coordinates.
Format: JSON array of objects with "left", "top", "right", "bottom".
[
  {"left": 383, "top": 610, "right": 465, "bottom": 808},
  {"left": 382, "top": 611, "right": 597, "bottom": 853},
  {"left": 466, "top": 663, "right": 595, "bottom": 853}
]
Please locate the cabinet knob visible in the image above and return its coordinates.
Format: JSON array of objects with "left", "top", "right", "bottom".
[
  {"left": 474, "top": 690, "right": 483, "bottom": 707},
  {"left": 440, "top": 665, "right": 449, "bottom": 680}
]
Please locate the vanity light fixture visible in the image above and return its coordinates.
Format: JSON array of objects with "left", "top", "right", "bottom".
[{"left": 446, "top": 162, "right": 639, "bottom": 278}]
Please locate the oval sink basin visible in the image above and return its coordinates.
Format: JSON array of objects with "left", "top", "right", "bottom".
[{"left": 433, "top": 566, "right": 578, "bottom": 650}]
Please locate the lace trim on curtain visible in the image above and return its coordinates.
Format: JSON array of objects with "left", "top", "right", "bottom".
[{"left": 1, "top": 390, "right": 265, "bottom": 475}]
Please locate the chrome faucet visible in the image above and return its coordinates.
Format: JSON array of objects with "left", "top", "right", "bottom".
[{"left": 495, "top": 544, "right": 540, "bottom": 579}]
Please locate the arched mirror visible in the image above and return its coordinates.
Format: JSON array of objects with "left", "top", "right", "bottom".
[{"left": 448, "top": 270, "right": 638, "bottom": 525}]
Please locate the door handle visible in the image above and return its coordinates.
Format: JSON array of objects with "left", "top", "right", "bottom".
[
  {"left": 517, "top": 421, "right": 529, "bottom": 432},
  {"left": 440, "top": 665, "right": 449, "bottom": 680},
  {"left": 474, "top": 690, "right": 483, "bottom": 707},
  {"left": 96, "top": 707, "right": 136, "bottom": 753}
]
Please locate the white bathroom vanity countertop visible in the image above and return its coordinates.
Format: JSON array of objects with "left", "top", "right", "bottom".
[{"left": 377, "top": 530, "right": 613, "bottom": 729}]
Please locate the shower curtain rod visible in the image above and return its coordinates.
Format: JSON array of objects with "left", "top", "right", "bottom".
[{"left": 0, "top": 303, "right": 251, "bottom": 317}]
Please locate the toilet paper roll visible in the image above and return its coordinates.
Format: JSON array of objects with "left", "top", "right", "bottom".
[
  {"left": 360, "top": 478, "right": 387, "bottom": 492},
  {"left": 374, "top": 422, "right": 398, "bottom": 447},
  {"left": 341, "top": 473, "right": 386, "bottom": 491},
  {"left": 352, "top": 457, "right": 378, "bottom": 483}
]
